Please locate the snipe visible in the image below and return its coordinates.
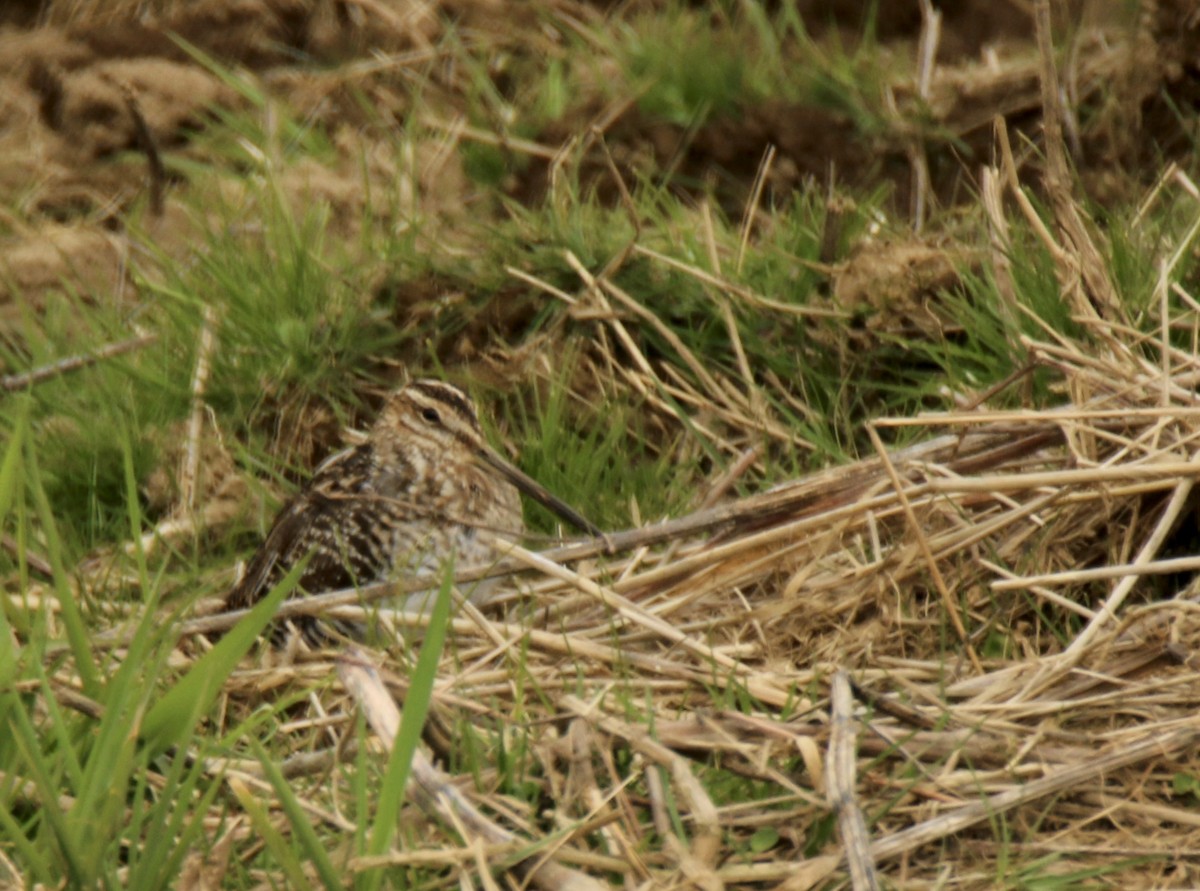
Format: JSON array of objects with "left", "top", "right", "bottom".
[{"left": 225, "top": 379, "right": 599, "bottom": 636}]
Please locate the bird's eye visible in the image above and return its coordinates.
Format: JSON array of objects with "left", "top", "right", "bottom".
[{"left": 421, "top": 407, "right": 441, "bottom": 424}]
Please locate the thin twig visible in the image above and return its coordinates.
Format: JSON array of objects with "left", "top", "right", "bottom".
[
  {"left": 181, "top": 306, "right": 218, "bottom": 512},
  {"left": 736, "top": 144, "right": 775, "bottom": 274},
  {"left": 1, "top": 534, "right": 54, "bottom": 579},
  {"left": 121, "top": 84, "right": 166, "bottom": 217},
  {"left": 0, "top": 334, "right": 157, "bottom": 393},
  {"left": 828, "top": 671, "right": 880, "bottom": 891},
  {"left": 909, "top": 0, "right": 941, "bottom": 232}
]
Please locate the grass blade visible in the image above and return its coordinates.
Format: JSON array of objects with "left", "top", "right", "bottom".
[
  {"left": 228, "top": 775, "right": 315, "bottom": 890},
  {"left": 139, "top": 558, "right": 303, "bottom": 756},
  {"left": 254, "top": 738, "right": 342, "bottom": 890},
  {"left": 359, "top": 564, "right": 454, "bottom": 890}
]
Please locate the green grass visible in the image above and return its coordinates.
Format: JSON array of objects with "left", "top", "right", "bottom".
[
  {"left": 1, "top": 0, "right": 1198, "bottom": 887},
  {"left": 613, "top": 0, "right": 890, "bottom": 134},
  {"left": 0, "top": 421, "right": 293, "bottom": 889}
]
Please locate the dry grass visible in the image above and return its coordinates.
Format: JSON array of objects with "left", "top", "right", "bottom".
[
  {"left": 159, "top": 310, "right": 1200, "bottom": 886},
  {"left": 8, "top": 0, "right": 1200, "bottom": 888},
  {"left": 134, "top": 165, "right": 1200, "bottom": 885}
]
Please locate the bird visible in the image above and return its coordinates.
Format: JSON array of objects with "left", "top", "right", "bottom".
[{"left": 225, "top": 378, "right": 601, "bottom": 638}]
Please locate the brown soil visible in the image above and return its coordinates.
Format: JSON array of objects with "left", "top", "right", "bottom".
[{"left": 1, "top": 0, "right": 1197, "bottom": 336}]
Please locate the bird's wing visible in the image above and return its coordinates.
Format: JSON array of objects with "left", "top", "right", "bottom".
[{"left": 224, "top": 444, "right": 382, "bottom": 611}]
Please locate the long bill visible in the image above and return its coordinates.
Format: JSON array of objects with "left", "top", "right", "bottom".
[{"left": 478, "top": 446, "right": 603, "bottom": 538}]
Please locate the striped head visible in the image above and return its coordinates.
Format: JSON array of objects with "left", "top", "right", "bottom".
[
  {"left": 376, "top": 379, "right": 489, "bottom": 459},
  {"left": 374, "top": 379, "right": 602, "bottom": 538}
]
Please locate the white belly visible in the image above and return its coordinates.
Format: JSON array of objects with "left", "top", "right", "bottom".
[{"left": 385, "top": 524, "right": 514, "bottom": 615}]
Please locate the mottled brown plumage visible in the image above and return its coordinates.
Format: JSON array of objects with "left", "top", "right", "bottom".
[{"left": 226, "top": 379, "right": 598, "bottom": 631}]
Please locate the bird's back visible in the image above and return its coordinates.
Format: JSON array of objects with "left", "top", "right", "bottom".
[{"left": 225, "top": 438, "right": 522, "bottom": 616}]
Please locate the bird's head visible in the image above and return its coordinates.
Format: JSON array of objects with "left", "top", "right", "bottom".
[{"left": 378, "top": 379, "right": 602, "bottom": 538}]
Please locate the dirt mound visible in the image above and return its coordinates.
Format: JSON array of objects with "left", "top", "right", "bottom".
[{"left": 0, "top": 0, "right": 1195, "bottom": 297}]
